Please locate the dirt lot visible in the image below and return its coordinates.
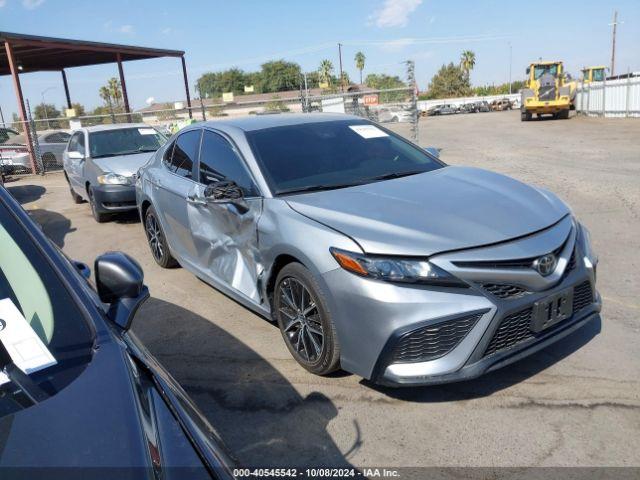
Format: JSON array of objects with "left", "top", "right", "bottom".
[{"left": 6, "top": 110, "right": 640, "bottom": 472}]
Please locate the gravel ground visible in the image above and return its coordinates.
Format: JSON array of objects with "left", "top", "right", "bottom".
[{"left": 6, "top": 110, "right": 640, "bottom": 474}]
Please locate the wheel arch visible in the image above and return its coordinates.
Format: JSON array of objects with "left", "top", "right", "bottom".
[{"left": 265, "top": 253, "right": 307, "bottom": 316}]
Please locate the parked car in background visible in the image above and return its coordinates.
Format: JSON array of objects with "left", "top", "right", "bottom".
[
  {"left": 426, "top": 104, "right": 458, "bottom": 116},
  {"left": 376, "top": 106, "right": 413, "bottom": 123},
  {"left": 0, "top": 184, "right": 235, "bottom": 478},
  {"left": 63, "top": 124, "right": 167, "bottom": 222},
  {"left": 490, "top": 98, "right": 513, "bottom": 111},
  {"left": 0, "top": 130, "right": 70, "bottom": 173},
  {"left": 136, "top": 114, "right": 600, "bottom": 386}
]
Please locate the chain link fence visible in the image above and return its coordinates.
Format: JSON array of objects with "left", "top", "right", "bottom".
[{"left": 1, "top": 86, "right": 418, "bottom": 178}]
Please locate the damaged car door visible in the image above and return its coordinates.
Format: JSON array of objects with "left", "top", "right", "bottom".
[{"left": 187, "top": 129, "right": 263, "bottom": 303}]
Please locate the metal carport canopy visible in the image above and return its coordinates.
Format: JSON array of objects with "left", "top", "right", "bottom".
[{"left": 0, "top": 31, "right": 192, "bottom": 174}]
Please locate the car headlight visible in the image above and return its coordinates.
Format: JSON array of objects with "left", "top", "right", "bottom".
[
  {"left": 97, "top": 172, "right": 131, "bottom": 185},
  {"left": 330, "top": 248, "right": 467, "bottom": 287},
  {"left": 578, "top": 223, "right": 597, "bottom": 268}
]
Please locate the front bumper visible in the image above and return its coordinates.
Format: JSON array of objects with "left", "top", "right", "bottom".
[
  {"left": 320, "top": 218, "right": 600, "bottom": 386},
  {"left": 92, "top": 184, "right": 137, "bottom": 213},
  {"left": 524, "top": 97, "right": 570, "bottom": 114}
]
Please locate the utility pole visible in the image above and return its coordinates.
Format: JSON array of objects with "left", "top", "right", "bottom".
[
  {"left": 508, "top": 42, "right": 513, "bottom": 94},
  {"left": 609, "top": 10, "right": 620, "bottom": 76},
  {"left": 338, "top": 43, "right": 344, "bottom": 92}
]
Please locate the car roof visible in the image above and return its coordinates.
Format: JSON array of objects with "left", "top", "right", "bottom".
[
  {"left": 79, "top": 123, "right": 150, "bottom": 133},
  {"left": 199, "top": 113, "right": 366, "bottom": 133}
]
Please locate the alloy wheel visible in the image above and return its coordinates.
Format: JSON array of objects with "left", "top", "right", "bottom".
[
  {"left": 145, "top": 213, "right": 164, "bottom": 262},
  {"left": 277, "top": 277, "right": 324, "bottom": 363}
]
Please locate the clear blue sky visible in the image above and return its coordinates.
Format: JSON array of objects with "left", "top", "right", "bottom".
[{"left": 1, "top": 0, "right": 639, "bottom": 119}]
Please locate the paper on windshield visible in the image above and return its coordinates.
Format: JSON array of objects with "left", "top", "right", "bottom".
[
  {"left": 138, "top": 128, "right": 157, "bottom": 135},
  {"left": 349, "top": 125, "right": 389, "bottom": 139},
  {"left": 0, "top": 298, "right": 57, "bottom": 386}
]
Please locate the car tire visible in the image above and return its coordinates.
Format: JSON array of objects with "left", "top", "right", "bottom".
[
  {"left": 88, "top": 186, "right": 110, "bottom": 223},
  {"left": 274, "top": 263, "right": 341, "bottom": 376},
  {"left": 65, "top": 175, "right": 84, "bottom": 204},
  {"left": 520, "top": 111, "right": 531, "bottom": 122},
  {"left": 144, "top": 206, "right": 178, "bottom": 268}
]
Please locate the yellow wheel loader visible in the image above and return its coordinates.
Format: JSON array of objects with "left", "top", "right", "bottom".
[
  {"left": 581, "top": 66, "right": 607, "bottom": 84},
  {"left": 520, "top": 61, "right": 575, "bottom": 121}
]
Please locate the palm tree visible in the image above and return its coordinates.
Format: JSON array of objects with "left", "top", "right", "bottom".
[
  {"left": 354, "top": 51, "right": 366, "bottom": 84},
  {"left": 460, "top": 50, "right": 476, "bottom": 81},
  {"left": 318, "top": 59, "right": 334, "bottom": 86}
]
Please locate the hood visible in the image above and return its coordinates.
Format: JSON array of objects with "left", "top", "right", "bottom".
[
  {"left": 0, "top": 331, "right": 201, "bottom": 470},
  {"left": 93, "top": 152, "right": 155, "bottom": 177},
  {"left": 286, "top": 166, "right": 570, "bottom": 256}
]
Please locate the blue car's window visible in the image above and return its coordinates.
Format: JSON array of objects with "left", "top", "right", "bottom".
[
  {"left": 89, "top": 127, "right": 166, "bottom": 159},
  {"left": 0, "top": 204, "right": 94, "bottom": 417},
  {"left": 246, "top": 120, "right": 443, "bottom": 195}
]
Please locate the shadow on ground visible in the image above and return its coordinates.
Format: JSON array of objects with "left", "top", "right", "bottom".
[
  {"left": 133, "top": 297, "right": 359, "bottom": 469},
  {"left": 365, "top": 315, "right": 601, "bottom": 402},
  {"left": 6, "top": 184, "right": 46, "bottom": 204}
]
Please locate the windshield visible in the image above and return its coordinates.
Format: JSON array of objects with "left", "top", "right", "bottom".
[
  {"left": 593, "top": 69, "right": 605, "bottom": 82},
  {"left": 0, "top": 128, "right": 19, "bottom": 145},
  {"left": 89, "top": 127, "right": 166, "bottom": 158},
  {"left": 534, "top": 64, "right": 559, "bottom": 80},
  {"left": 246, "top": 120, "right": 443, "bottom": 195},
  {"left": 0, "top": 201, "right": 93, "bottom": 417}
]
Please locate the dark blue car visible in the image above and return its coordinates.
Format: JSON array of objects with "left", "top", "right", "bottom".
[{"left": 0, "top": 185, "right": 235, "bottom": 479}]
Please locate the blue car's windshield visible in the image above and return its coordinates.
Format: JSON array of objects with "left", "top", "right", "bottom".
[
  {"left": 90, "top": 127, "right": 166, "bottom": 158},
  {"left": 246, "top": 120, "right": 443, "bottom": 195}
]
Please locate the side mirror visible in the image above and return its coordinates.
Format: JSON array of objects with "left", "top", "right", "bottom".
[
  {"left": 424, "top": 146, "right": 441, "bottom": 159},
  {"left": 203, "top": 180, "right": 249, "bottom": 214},
  {"left": 67, "top": 151, "right": 84, "bottom": 160},
  {"left": 204, "top": 180, "right": 244, "bottom": 202},
  {"left": 95, "top": 252, "right": 149, "bottom": 331}
]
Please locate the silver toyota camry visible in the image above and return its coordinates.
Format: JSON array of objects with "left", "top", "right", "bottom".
[{"left": 135, "top": 114, "right": 600, "bottom": 386}]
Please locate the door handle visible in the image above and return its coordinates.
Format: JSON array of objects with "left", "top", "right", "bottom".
[{"left": 186, "top": 194, "right": 207, "bottom": 206}]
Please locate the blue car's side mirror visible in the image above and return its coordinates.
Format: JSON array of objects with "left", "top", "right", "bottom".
[
  {"left": 95, "top": 251, "right": 149, "bottom": 331},
  {"left": 424, "top": 147, "right": 441, "bottom": 159}
]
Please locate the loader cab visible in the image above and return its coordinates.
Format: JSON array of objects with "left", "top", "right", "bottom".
[{"left": 581, "top": 66, "right": 606, "bottom": 84}]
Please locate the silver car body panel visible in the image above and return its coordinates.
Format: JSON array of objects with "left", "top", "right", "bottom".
[
  {"left": 285, "top": 166, "right": 570, "bottom": 257},
  {"left": 136, "top": 114, "right": 600, "bottom": 385}
]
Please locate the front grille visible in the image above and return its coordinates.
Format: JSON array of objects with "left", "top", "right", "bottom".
[
  {"left": 482, "top": 283, "right": 530, "bottom": 299},
  {"left": 573, "top": 281, "right": 593, "bottom": 312},
  {"left": 539, "top": 86, "right": 556, "bottom": 101},
  {"left": 484, "top": 308, "right": 533, "bottom": 356},
  {"left": 103, "top": 200, "right": 136, "bottom": 208},
  {"left": 392, "top": 312, "right": 483, "bottom": 363},
  {"left": 484, "top": 280, "right": 594, "bottom": 357}
]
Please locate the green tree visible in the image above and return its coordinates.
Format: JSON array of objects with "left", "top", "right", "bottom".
[
  {"left": 460, "top": 50, "right": 476, "bottom": 81},
  {"left": 425, "top": 63, "right": 471, "bottom": 99},
  {"left": 354, "top": 51, "right": 366, "bottom": 84},
  {"left": 197, "top": 68, "right": 248, "bottom": 98},
  {"left": 257, "top": 60, "right": 301, "bottom": 93},
  {"left": 34, "top": 103, "right": 61, "bottom": 122},
  {"left": 364, "top": 73, "right": 407, "bottom": 101},
  {"left": 318, "top": 59, "right": 334, "bottom": 86}
]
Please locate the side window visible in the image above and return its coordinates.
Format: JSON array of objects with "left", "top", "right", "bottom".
[
  {"left": 67, "top": 132, "right": 81, "bottom": 152},
  {"left": 77, "top": 133, "right": 86, "bottom": 155},
  {"left": 198, "top": 130, "right": 257, "bottom": 195},
  {"left": 166, "top": 130, "right": 201, "bottom": 178}
]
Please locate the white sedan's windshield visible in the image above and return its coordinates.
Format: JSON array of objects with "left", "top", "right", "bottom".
[{"left": 89, "top": 128, "right": 166, "bottom": 158}]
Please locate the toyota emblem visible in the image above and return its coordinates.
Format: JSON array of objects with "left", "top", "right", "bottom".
[{"left": 534, "top": 254, "right": 557, "bottom": 276}]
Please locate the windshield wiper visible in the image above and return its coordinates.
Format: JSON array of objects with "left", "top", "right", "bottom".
[
  {"left": 276, "top": 183, "right": 363, "bottom": 196},
  {"left": 365, "top": 170, "right": 425, "bottom": 182},
  {"left": 0, "top": 339, "right": 49, "bottom": 405}
]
